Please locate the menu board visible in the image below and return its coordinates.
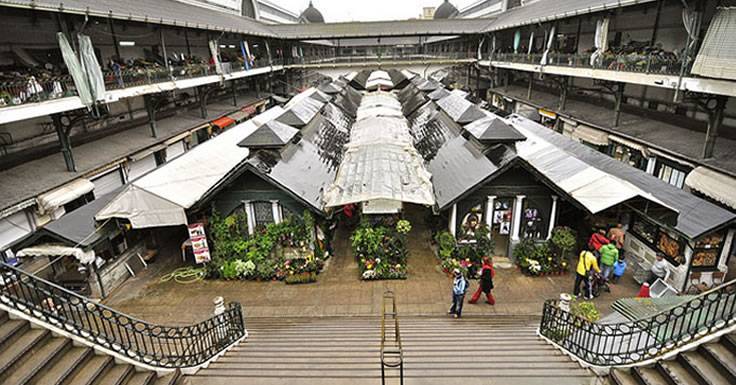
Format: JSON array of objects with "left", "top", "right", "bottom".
[
  {"left": 188, "top": 223, "right": 211, "bottom": 264},
  {"left": 657, "top": 231, "right": 685, "bottom": 266},
  {"left": 692, "top": 231, "right": 725, "bottom": 269}
]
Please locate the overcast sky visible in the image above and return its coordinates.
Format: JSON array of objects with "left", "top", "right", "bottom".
[{"left": 275, "top": 0, "right": 481, "bottom": 22}]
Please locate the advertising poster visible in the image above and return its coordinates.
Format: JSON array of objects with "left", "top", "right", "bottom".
[{"left": 187, "top": 223, "right": 211, "bottom": 264}]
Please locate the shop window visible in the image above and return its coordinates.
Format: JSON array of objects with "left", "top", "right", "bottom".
[
  {"left": 253, "top": 201, "right": 275, "bottom": 231},
  {"left": 612, "top": 144, "right": 648, "bottom": 171},
  {"left": 491, "top": 199, "right": 513, "bottom": 236},
  {"left": 459, "top": 204, "right": 484, "bottom": 243},
  {"left": 63, "top": 191, "right": 95, "bottom": 214},
  {"left": 154, "top": 149, "right": 167, "bottom": 166},
  {"left": 521, "top": 196, "right": 549, "bottom": 240},
  {"left": 691, "top": 232, "right": 725, "bottom": 271},
  {"left": 656, "top": 160, "right": 689, "bottom": 189},
  {"left": 630, "top": 215, "right": 685, "bottom": 267}
]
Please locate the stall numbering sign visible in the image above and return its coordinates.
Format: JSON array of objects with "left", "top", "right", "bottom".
[{"left": 188, "top": 223, "right": 211, "bottom": 264}]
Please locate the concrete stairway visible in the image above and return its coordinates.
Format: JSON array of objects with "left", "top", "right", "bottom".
[
  {"left": 0, "top": 309, "right": 180, "bottom": 385},
  {"left": 606, "top": 331, "right": 736, "bottom": 385},
  {"left": 186, "top": 315, "right": 596, "bottom": 385}
]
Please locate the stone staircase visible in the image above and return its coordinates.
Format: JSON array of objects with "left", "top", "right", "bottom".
[
  {"left": 0, "top": 309, "right": 180, "bottom": 385},
  {"left": 185, "top": 315, "right": 597, "bottom": 385},
  {"left": 606, "top": 331, "right": 736, "bottom": 385}
]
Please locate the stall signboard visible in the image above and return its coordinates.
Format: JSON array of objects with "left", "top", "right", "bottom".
[{"left": 187, "top": 223, "right": 211, "bottom": 264}]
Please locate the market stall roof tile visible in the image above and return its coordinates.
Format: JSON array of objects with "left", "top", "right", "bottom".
[
  {"left": 506, "top": 115, "right": 736, "bottom": 239},
  {"left": 465, "top": 115, "right": 527, "bottom": 143},
  {"left": 318, "top": 82, "right": 344, "bottom": 95},
  {"left": 41, "top": 190, "right": 121, "bottom": 247},
  {"left": 276, "top": 89, "right": 326, "bottom": 128},
  {"left": 238, "top": 119, "right": 299, "bottom": 149},
  {"left": 427, "top": 87, "right": 451, "bottom": 101},
  {"left": 409, "top": 108, "right": 507, "bottom": 209},
  {"left": 436, "top": 92, "right": 488, "bottom": 125}
]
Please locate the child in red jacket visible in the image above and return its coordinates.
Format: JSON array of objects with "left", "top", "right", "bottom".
[{"left": 469, "top": 257, "right": 495, "bottom": 305}]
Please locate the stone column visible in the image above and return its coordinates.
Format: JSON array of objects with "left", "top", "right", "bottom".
[
  {"left": 243, "top": 201, "right": 255, "bottom": 235},
  {"left": 271, "top": 200, "right": 281, "bottom": 224},
  {"left": 645, "top": 157, "right": 656, "bottom": 175},
  {"left": 511, "top": 195, "right": 526, "bottom": 242},
  {"left": 485, "top": 196, "right": 496, "bottom": 229},
  {"left": 547, "top": 195, "right": 559, "bottom": 240},
  {"left": 449, "top": 204, "right": 458, "bottom": 237}
]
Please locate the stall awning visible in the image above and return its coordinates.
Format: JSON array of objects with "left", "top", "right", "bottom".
[
  {"left": 37, "top": 179, "right": 95, "bottom": 215},
  {"left": 570, "top": 124, "right": 609, "bottom": 146},
  {"left": 17, "top": 244, "right": 95, "bottom": 265},
  {"left": 691, "top": 8, "right": 736, "bottom": 80},
  {"left": 96, "top": 185, "right": 187, "bottom": 229},
  {"left": 609, "top": 135, "right": 649, "bottom": 156},
  {"left": 211, "top": 116, "right": 236, "bottom": 129},
  {"left": 685, "top": 167, "right": 736, "bottom": 210}
]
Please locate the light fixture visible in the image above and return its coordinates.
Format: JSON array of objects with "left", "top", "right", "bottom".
[
  {"left": 119, "top": 41, "right": 135, "bottom": 47},
  {"left": 219, "top": 44, "right": 227, "bottom": 48},
  {"left": 228, "top": 45, "right": 236, "bottom": 48}
]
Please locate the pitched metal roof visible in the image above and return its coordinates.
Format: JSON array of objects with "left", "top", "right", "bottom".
[
  {"left": 1, "top": 0, "right": 274, "bottom": 36},
  {"left": 237, "top": 120, "right": 299, "bottom": 149},
  {"left": 465, "top": 115, "right": 526, "bottom": 143},
  {"left": 41, "top": 191, "right": 120, "bottom": 247},
  {"left": 267, "top": 17, "right": 493, "bottom": 39}
]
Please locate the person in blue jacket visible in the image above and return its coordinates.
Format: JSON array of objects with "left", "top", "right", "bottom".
[
  {"left": 611, "top": 255, "right": 628, "bottom": 284},
  {"left": 448, "top": 269, "right": 469, "bottom": 318}
]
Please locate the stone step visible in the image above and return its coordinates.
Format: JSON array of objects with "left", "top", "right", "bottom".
[
  {"left": 224, "top": 348, "right": 561, "bottom": 359},
  {"left": 194, "top": 367, "right": 592, "bottom": 378},
  {"left": 700, "top": 343, "right": 736, "bottom": 382},
  {"left": 217, "top": 353, "right": 569, "bottom": 363},
  {"left": 181, "top": 376, "right": 595, "bottom": 385},
  {"left": 62, "top": 354, "right": 114, "bottom": 385},
  {"left": 151, "top": 370, "right": 182, "bottom": 385},
  {"left": 658, "top": 360, "right": 701, "bottom": 385},
  {"left": 609, "top": 369, "right": 639, "bottom": 385},
  {"left": 720, "top": 333, "right": 736, "bottom": 356},
  {"left": 124, "top": 371, "right": 157, "bottom": 385},
  {"left": 95, "top": 363, "right": 134, "bottom": 385},
  {"left": 3, "top": 335, "right": 69, "bottom": 385},
  {"left": 237, "top": 339, "right": 547, "bottom": 347},
  {"left": 0, "top": 327, "right": 49, "bottom": 380},
  {"left": 632, "top": 366, "right": 665, "bottom": 385},
  {"left": 205, "top": 361, "right": 584, "bottom": 370},
  {"left": 678, "top": 350, "right": 732, "bottom": 385},
  {"left": 0, "top": 317, "right": 30, "bottom": 351},
  {"left": 33, "top": 346, "right": 94, "bottom": 385}
]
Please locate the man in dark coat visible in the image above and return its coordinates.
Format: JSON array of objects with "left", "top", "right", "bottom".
[{"left": 469, "top": 257, "right": 496, "bottom": 305}]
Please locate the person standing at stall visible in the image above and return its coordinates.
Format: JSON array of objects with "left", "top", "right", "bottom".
[
  {"left": 469, "top": 257, "right": 496, "bottom": 305},
  {"left": 599, "top": 242, "right": 619, "bottom": 280},
  {"left": 608, "top": 223, "right": 626, "bottom": 255},
  {"left": 574, "top": 245, "right": 601, "bottom": 299}
]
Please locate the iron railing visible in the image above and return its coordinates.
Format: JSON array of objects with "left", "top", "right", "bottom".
[
  {"left": 492, "top": 52, "right": 685, "bottom": 76},
  {"left": 0, "top": 262, "right": 245, "bottom": 368},
  {"left": 380, "top": 290, "right": 403, "bottom": 385},
  {"left": 539, "top": 278, "right": 736, "bottom": 367}
]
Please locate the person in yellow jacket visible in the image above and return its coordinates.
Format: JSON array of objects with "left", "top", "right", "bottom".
[{"left": 574, "top": 244, "right": 601, "bottom": 299}]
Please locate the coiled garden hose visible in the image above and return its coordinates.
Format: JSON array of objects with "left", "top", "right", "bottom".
[{"left": 160, "top": 267, "right": 207, "bottom": 284}]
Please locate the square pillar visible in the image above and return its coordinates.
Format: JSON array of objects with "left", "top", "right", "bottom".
[
  {"left": 485, "top": 196, "right": 496, "bottom": 229},
  {"left": 547, "top": 195, "right": 559, "bottom": 240},
  {"left": 449, "top": 204, "right": 458, "bottom": 237},
  {"left": 511, "top": 195, "right": 526, "bottom": 242},
  {"left": 271, "top": 200, "right": 282, "bottom": 224},
  {"left": 243, "top": 201, "right": 255, "bottom": 235}
]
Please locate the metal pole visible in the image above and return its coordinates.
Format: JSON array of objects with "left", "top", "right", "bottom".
[
  {"left": 108, "top": 18, "right": 121, "bottom": 59},
  {"left": 144, "top": 94, "right": 158, "bottom": 138},
  {"left": 613, "top": 83, "right": 625, "bottom": 127},
  {"left": 52, "top": 114, "right": 76, "bottom": 172},
  {"left": 184, "top": 28, "right": 192, "bottom": 57},
  {"left": 527, "top": 73, "right": 533, "bottom": 100},
  {"left": 649, "top": 0, "right": 664, "bottom": 46},
  {"left": 160, "top": 27, "right": 171, "bottom": 76},
  {"left": 559, "top": 77, "right": 568, "bottom": 111},
  {"left": 231, "top": 80, "right": 238, "bottom": 107},
  {"left": 702, "top": 96, "right": 727, "bottom": 158}
]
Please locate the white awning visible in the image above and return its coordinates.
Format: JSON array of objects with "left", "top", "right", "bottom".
[
  {"left": 691, "top": 8, "right": 736, "bottom": 80},
  {"left": 685, "top": 166, "right": 736, "bottom": 209},
  {"left": 37, "top": 179, "right": 95, "bottom": 215},
  {"left": 96, "top": 185, "right": 188, "bottom": 228},
  {"left": 362, "top": 199, "right": 403, "bottom": 214},
  {"left": 17, "top": 244, "right": 95, "bottom": 264},
  {"left": 569, "top": 124, "right": 609, "bottom": 146},
  {"left": 609, "top": 135, "right": 649, "bottom": 156}
]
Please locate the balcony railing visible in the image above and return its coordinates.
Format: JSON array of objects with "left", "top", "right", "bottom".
[
  {"left": 283, "top": 53, "right": 474, "bottom": 66},
  {"left": 0, "top": 75, "right": 77, "bottom": 107},
  {"left": 0, "top": 262, "right": 245, "bottom": 369},
  {"left": 539, "top": 278, "right": 736, "bottom": 367},
  {"left": 493, "top": 52, "right": 685, "bottom": 76}
]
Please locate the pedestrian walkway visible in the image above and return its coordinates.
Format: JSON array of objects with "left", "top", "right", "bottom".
[{"left": 103, "top": 213, "right": 640, "bottom": 324}]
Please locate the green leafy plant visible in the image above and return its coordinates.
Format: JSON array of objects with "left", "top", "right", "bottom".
[
  {"left": 352, "top": 220, "right": 407, "bottom": 280},
  {"left": 396, "top": 219, "right": 412, "bottom": 234},
  {"left": 571, "top": 300, "right": 600, "bottom": 323}
]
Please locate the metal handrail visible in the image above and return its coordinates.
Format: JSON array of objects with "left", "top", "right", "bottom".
[
  {"left": 0, "top": 262, "right": 245, "bottom": 369},
  {"left": 380, "top": 290, "right": 403, "bottom": 385},
  {"left": 539, "top": 278, "right": 736, "bottom": 367}
]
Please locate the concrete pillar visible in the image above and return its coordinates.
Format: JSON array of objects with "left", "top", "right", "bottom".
[
  {"left": 702, "top": 96, "right": 727, "bottom": 159},
  {"left": 449, "top": 204, "right": 457, "bottom": 237},
  {"left": 547, "top": 196, "right": 559, "bottom": 240},
  {"left": 243, "top": 201, "right": 255, "bottom": 235},
  {"left": 558, "top": 77, "right": 568, "bottom": 111},
  {"left": 511, "top": 195, "right": 526, "bottom": 242},
  {"left": 271, "top": 200, "right": 281, "bottom": 224},
  {"left": 613, "top": 83, "right": 625, "bottom": 127},
  {"left": 485, "top": 196, "right": 496, "bottom": 229}
]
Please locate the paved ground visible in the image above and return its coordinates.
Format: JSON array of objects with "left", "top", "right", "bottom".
[{"left": 105, "top": 210, "right": 640, "bottom": 325}]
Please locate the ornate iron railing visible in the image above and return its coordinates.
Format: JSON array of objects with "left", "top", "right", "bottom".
[
  {"left": 539, "top": 279, "right": 736, "bottom": 366},
  {"left": 380, "top": 290, "right": 403, "bottom": 385},
  {"left": 0, "top": 262, "right": 245, "bottom": 368},
  {"left": 492, "top": 52, "right": 685, "bottom": 76}
]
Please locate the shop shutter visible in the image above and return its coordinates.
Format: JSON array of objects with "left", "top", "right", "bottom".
[
  {"left": 0, "top": 210, "right": 33, "bottom": 249},
  {"left": 691, "top": 8, "right": 736, "bottom": 80},
  {"left": 167, "top": 140, "right": 186, "bottom": 160},
  {"left": 127, "top": 154, "right": 157, "bottom": 181},
  {"left": 92, "top": 168, "right": 124, "bottom": 197}
]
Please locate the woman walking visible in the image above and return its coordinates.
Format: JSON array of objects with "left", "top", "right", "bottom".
[{"left": 469, "top": 257, "right": 495, "bottom": 305}]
